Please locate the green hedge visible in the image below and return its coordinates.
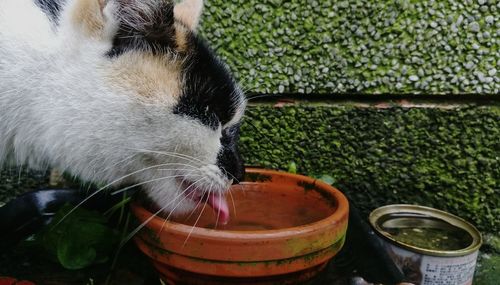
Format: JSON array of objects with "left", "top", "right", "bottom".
[
  {"left": 201, "top": 0, "right": 499, "bottom": 94},
  {"left": 239, "top": 105, "right": 500, "bottom": 233}
]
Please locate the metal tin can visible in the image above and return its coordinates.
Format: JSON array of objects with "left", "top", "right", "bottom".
[{"left": 369, "top": 205, "right": 482, "bottom": 285}]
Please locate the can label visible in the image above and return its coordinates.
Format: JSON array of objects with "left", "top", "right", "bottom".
[{"left": 383, "top": 241, "right": 478, "bottom": 285}]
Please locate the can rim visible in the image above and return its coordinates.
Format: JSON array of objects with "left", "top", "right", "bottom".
[{"left": 369, "top": 204, "right": 482, "bottom": 257}]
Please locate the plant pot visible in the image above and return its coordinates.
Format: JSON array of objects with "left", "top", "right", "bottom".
[{"left": 130, "top": 168, "right": 349, "bottom": 285}]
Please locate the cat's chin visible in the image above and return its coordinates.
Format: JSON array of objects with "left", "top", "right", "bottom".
[{"left": 176, "top": 178, "right": 231, "bottom": 224}]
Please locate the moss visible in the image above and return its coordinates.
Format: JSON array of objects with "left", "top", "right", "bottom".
[
  {"left": 244, "top": 172, "right": 272, "bottom": 182},
  {"left": 483, "top": 234, "right": 500, "bottom": 254},
  {"left": 239, "top": 104, "right": 500, "bottom": 234},
  {"left": 298, "top": 181, "right": 318, "bottom": 192},
  {"left": 475, "top": 255, "right": 500, "bottom": 285},
  {"left": 201, "top": 0, "right": 499, "bottom": 94}
]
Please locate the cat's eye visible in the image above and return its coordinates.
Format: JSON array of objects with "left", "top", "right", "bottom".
[
  {"left": 223, "top": 124, "right": 239, "bottom": 137},
  {"left": 220, "top": 125, "right": 239, "bottom": 145}
]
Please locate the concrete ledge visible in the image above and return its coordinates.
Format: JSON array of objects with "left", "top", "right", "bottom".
[{"left": 240, "top": 103, "right": 500, "bottom": 234}]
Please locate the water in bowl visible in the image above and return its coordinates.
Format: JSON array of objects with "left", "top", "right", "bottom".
[{"left": 171, "top": 183, "right": 337, "bottom": 231}]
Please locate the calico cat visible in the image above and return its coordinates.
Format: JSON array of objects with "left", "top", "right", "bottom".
[{"left": 0, "top": 0, "right": 246, "bottom": 223}]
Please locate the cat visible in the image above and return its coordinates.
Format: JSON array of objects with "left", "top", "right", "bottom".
[{"left": 0, "top": 0, "right": 247, "bottom": 223}]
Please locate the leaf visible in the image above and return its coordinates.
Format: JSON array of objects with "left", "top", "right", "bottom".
[
  {"left": 57, "top": 239, "right": 97, "bottom": 270},
  {"left": 33, "top": 203, "right": 120, "bottom": 270},
  {"left": 287, "top": 161, "right": 297, "bottom": 174},
  {"left": 317, "top": 175, "right": 335, "bottom": 185}
]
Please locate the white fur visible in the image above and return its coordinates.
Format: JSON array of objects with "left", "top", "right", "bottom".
[{"left": 0, "top": 0, "right": 245, "bottom": 215}]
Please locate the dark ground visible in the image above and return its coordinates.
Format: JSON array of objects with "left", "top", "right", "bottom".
[
  {"left": 0, "top": 242, "right": 351, "bottom": 285},
  {"left": 0, "top": 168, "right": 50, "bottom": 205},
  {"left": 0, "top": 169, "right": 352, "bottom": 285},
  {"left": 1, "top": 169, "right": 498, "bottom": 285}
]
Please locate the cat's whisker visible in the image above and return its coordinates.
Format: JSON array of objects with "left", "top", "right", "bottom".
[
  {"left": 87, "top": 143, "right": 205, "bottom": 167},
  {"left": 180, "top": 179, "right": 211, "bottom": 224},
  {"left": 100, "top": 153, "right": 138, "bottom": 173},
  {"left": 140, "top": 151, "right": 203, "bottom": 165},
  {"left": 183, "top": 187, "right": 210, "bottom": 247},
  {"left": 55, "top": 163, "right": 199, "bottom": 226},
  {"left": 102, "top": 162, "right": 198, "bottom": 193},
  {"left": 155, "top": 168, "right": 197, "bottom": 172},
  {"left": 235, "top": 78, "right": 252, "bottom": 95},
  {"left": 0, "top": 88, "right": 22, "bottom": 96},
  {"left": 117, "top": 183, "right": 199, "bottom": 249},
  {"left": 197, "top": 179, "right": 214, "bottom": 227},
  {"left": 219, "top": 166, "right": 240, "bottom": 184},
  {"left": 213, "top": 183, "right": 222, "bottom": 229},
  {"left": 110, "top": 170, "right": 201, "bottom": 196},
  {"left": 130, "top": 147, "right": 207, "bottom": 165},
  {"left": 246, "top": 93, "right": 283, "bottom": 102},
  {"left": 111, "top": 162, "right": 198, "bottom": 185},
  {"left": 159, "top": 176, "right": 207, "bottom": 234},
  {"left": 228, "top": 186, "right": 237, "bottom": 218}
]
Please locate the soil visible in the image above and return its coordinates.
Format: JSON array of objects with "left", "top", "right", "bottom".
[{"left": 0, "top": 242, "right": 350, "bottom": 285}]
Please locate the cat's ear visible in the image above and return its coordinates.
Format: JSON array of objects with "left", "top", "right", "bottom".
[
  {"left": 76, "top": 1, "right": 202, "bottom": 53},
  {"left": 174, "top": 0, "right": 204, "bottom": 31},
  {"left": 65, "top": 0, "right": 119, "bottom": 40}
]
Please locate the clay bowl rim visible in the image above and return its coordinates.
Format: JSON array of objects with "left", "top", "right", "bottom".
[{"left": 132, "top": 168, "right": 349, "bottom": 242}]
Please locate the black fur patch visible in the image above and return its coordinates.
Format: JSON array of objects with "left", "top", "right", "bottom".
[
  {"left": 173, "top": 37, "right": 244, "bottom": 181},
  {"left": 173, "top": 37, "right": 240, "bottom": 130},
  {"left": 34, "top": 0, "right": 64, "bottom": 23},
  {"left": 174, "top": 38, "right": 244, "bottom": 181},
  {"left": 107, "top": 2, "right": 177, "bottom": 57},
  {"left": 106, "top": 2, "right": 240, "bottom": 128},
  {"left": 217, "top": 124, "right": 245, "bottom": 182},
  {"left": 105, "top": 1, "right": 244, "bottom": 180}
]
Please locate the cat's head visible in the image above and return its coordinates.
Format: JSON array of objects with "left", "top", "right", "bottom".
[{"left": 62, "top": 0, "right": 246, "bottom": 220}]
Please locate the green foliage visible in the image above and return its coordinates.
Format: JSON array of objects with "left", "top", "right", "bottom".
[
  {"left": 475, "top": 255, "right": 500, "bottom": 285},
  {"left": 287, "top": 161, "right": 298, "bottom": 174},
  {"left": 33, "top": 204, "right": 120, "bottom": 270},
  {"left": 314, "top": 174, "right": 336, "bottom": 185},
  {"left": 239, "top": 105, "right": 500, "bottom": 233},
  {"left": 483, "top": 234, "right": 500, "bottom": 254},
  {"left": 201, "top": 0, "right": 499, "bottom": 94}
]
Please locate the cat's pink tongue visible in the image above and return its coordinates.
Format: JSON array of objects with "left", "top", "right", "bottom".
[{"left": 206, "top": 193, "right": 230, "bottom": 225}]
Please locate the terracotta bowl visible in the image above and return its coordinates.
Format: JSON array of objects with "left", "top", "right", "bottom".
[{"left": 131, "top": 168, "right": 349, "bottom": 285}]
